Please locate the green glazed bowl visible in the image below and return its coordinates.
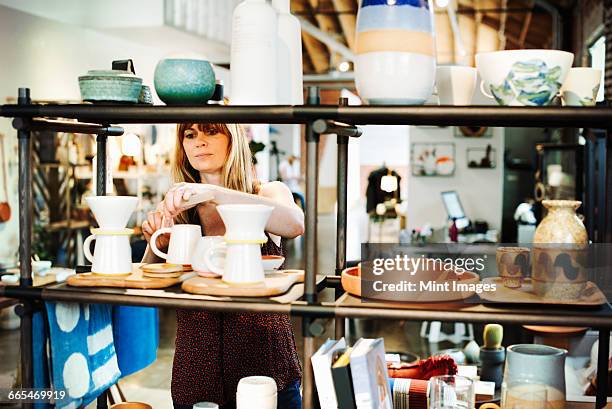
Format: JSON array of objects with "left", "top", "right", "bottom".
[
  {"left": 154, "top": 59, "right": 216, "bottom": 105},
  {"left": 79, "top": 70, "right": 143, "bottom": 103}
]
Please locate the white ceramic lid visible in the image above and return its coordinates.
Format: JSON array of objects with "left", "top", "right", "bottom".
[{"left": 236, "top": 376, "right": 277, "bottom": 397}]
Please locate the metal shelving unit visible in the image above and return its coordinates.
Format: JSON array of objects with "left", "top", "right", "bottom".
[{"left": 1, "top": 87, "right": 611, "bottom": 409}]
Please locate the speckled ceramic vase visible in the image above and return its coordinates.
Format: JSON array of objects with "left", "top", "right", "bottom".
[
  {"left": 154, "top": 58, "right": 216, "bottom": 105},
  {"left": 532, "top": 200, "right": 588, "bottom": 299}
]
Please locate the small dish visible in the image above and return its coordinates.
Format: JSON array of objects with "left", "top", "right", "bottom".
[
  {"left": 32, "top": 260, "right": 52, "bottom": 276},
  {"left": 262, "top": 255, "right": 285, "bottom": 271}
]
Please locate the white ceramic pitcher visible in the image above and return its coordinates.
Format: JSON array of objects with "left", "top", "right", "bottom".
[{"left": 203, "top": 204, "right": 274, "bottom": 284}]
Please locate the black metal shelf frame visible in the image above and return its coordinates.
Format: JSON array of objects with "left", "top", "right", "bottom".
[{"left": 2, "top": 87, "right": 612, "bottom": 409}]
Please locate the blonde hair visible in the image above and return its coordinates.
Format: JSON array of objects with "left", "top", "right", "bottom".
[{"left": 172, "top": 122, "right": 258, "bottom": 224}]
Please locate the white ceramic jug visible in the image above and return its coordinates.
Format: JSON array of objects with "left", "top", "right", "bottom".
[{"left": 84, "top": 230, "right": 133, "bottom": 276}]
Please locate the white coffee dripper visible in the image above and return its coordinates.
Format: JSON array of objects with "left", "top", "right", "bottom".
[
  {"left": 83, "top": 196, "right": 138, "bottom": 276},
  {"left": 203, "top": 204, "right": 274, "bottom": 284}
]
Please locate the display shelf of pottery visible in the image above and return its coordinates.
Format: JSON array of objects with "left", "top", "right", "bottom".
[
  {"left": 480, "top": 324, "right": 504, "bottom": 388},
  {"left": 532, "top": 200, "right": 588, "bottom": 300},
  {"left": 154, "top": 58, "right": 216, "bottom": 105}
]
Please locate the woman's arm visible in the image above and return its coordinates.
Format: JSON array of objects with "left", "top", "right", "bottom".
[{"left": 213, "top": 181, "right": 304, "bottom": 239}]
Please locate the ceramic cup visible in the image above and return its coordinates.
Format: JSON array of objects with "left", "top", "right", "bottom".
[
  {"left": 150, "top": 224, "right": 201, "bottom": 265},
  {"left": 561, "top": 67, "right": 602, "bottom": 106},
  {"left": 236, "top": 376, "right": 277, "bottom": 409},
  {"left": 475, "top": 49, "right": 573, "bottom": 106},
  {"left": 436, "top": 66, "right": 477, "bottom": 105},
  {"left": 496, "top": 247, "right": 530, "bottom": 288},
  {"left": 191, "top": 236, "right": 224, "bottom": 275}
]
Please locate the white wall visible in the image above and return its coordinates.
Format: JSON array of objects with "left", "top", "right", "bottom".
[
  {"left": 407, "top": 126, "right": 505, "bottom": 232},
  {"left": 0, "top": 0, "right": 165, "bottom": 28},
  {"left": 0, "top": 5, "right": 229, "bottom": 266}
]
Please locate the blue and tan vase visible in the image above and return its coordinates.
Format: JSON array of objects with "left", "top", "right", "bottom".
[{"left": 354, "top": 0, "right": 436, "bottom": 105}]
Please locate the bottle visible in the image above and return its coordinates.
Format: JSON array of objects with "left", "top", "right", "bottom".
[
  {"left": 230, "top": 0, "right": 278, "bottom": 105},
  {"left": 449, "top": 218, "right": 458, "bottom": 243},
  {"left": 272, "top": 0, "right": 304, "bottom": 105}
]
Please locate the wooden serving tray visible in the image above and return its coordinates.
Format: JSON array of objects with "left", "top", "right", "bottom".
[
  {"left": 67, "top": 263, "right": 195, "bottom": 289},
  {"left": 479, "top": 277, "right": 608, "bottom": 306},
  {"left": 341, "top": 266, "right": 481, "bottom": 303},
  {"left": 182, "top": 269, "right": 304, "bottom": 297}
]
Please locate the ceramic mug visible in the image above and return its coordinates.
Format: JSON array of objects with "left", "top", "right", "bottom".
[
  {"left": 84, "top": 231, "right": 133, "bottom": 276},
  {"left": 150, "top": 224, "right": 201, "bottom": 265},
  {"left": 561, "top": 67, "right": 602, "bottom": 106},
  {"left": 204, "top": 242, "right": 265, "bottom": 284},
  {"left": 435, "top": 66, "right": 477, "bottom": 105},
  {"left": 191, "top": 236, "right": 224, "bottom": 275}
]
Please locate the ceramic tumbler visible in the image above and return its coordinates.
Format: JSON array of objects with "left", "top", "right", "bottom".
[
  {"left": 436, "top": 66, "right": 477, "bottom": 105},
  {"left": 561, "top": 67, "right": 602, "bottom": 106},
  {"left": 236, "top": 376, "right": 277, "bottom": 409},
  {"left": 496, "top": 247, "right": 530, "bottom": 288}
]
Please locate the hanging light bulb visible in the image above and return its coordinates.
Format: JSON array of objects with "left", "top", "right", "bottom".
[
  {"left": 435, "top": 0, "right": 450, "bottom": 7},
  {"left": 338, "top": 61, "right": 351, "bottom": 72}
]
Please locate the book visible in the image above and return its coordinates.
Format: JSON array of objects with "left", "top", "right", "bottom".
[
  {"left": 332, "top": 347, "right": 357, "bottom": 409},
  {"left": 349, "top": 338, "right": 393, "bottom": 409},
  {"left": 312, "top": 338, "right": 347, "bottom": 409}
]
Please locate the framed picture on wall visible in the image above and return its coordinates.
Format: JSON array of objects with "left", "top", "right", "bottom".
[
  {"left": 411, "top": 143, "right": 455, "bottom": 176},
  {"left": 454, "top": 126, "right": 492, "bottom": 138},
  {"left": 467, "top": 145, "right": 496, "bottom": 169}
]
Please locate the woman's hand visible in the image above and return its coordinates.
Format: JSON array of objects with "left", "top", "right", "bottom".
[
  {"left": 142, "top": 209, "right": 171, "bottom": 250},
  {"left": 161, "top": 183, "right": 217, "bottom": 218}
]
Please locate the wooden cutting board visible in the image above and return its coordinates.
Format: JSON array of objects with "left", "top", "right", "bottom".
[
  {"left": 182, "top": 269, "right": 304, "bottom": 297},
  {"left": 67, "top": 263, "right": 195, "bottom": 289},
  {"left": 479, "top": 277, "right": 607, "bottom": 306}
]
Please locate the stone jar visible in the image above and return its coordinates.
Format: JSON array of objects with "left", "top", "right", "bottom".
[{"left": 532, "top": 200, "right": 588, "bottom": 299}]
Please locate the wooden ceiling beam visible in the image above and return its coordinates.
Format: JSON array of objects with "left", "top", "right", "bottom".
[
  {"left": 331, "top": 0, "right": 357, "bottom": 50},
  {"left": 518, "top": 0, "right": 534, "bottom": 47},
  {"left": 307, "top": 0, "right": 343, "bottom": 42},
  {"left": 292, "top": 0, "right": 330, "bottom": 73}
]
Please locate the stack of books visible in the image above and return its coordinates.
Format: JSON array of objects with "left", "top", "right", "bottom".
[{"left": 311, "top": 337, "right": 394, "bottom": 409}]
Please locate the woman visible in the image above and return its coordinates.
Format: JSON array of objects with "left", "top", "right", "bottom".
[{"left": 141, "top": 123, "right": 304, "bottom": 409}]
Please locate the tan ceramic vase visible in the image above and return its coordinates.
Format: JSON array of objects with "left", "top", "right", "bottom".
[{"left": 532, "top": 200, "right": 588, "bottom": 299}]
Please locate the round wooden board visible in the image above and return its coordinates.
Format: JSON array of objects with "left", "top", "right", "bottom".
[{"left": 182, "top": 269, "right": 304, "bottom": 297}]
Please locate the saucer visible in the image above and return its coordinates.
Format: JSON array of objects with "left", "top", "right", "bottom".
[
  {"left": 262, "top": 255, "right": 284, "bottom": 271},
  {"left": 141, "top": 263, "right": 183, "bottom": 274}
]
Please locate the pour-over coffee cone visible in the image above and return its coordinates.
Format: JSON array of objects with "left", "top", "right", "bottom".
[
  {"left": 216, "top": 204, "right": 273, "bottom": 242},
  {"left": 85, "top": 195, "right": 138, "bottom": 229}
]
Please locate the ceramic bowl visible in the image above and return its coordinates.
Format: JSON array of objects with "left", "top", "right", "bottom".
[
  {"left": 262, "top": 255, "right": 285, "bottom": 271},
  {"left": 154, "top": 58, "right": 216, "bottom": 105},
  {"left": 79, "top": 70, "right": 143, "bottom": 103},
  {"left": 475, "top": 49, "right": 574, "bottom": 106}
]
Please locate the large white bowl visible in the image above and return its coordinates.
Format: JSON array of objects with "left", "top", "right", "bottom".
[{"left": 475, "top": 49, "right": 573, "bottom": 106}]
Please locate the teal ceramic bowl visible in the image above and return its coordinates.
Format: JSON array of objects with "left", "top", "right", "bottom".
[
  {"left": 154, "top": 59, "right": 216, "bottom": 105},
  {"left": 79, "top": 70, "right": 143, "bottom": 103}
]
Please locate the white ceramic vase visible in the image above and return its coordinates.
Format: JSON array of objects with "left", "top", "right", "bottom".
[
  {"left": 230, "top": 0, "right": 278, "bottom": 105},
  {"left": 354, "top": 0, "right": 436, "bottom": 105},
  {"left": 273, "top": 0, "right": 304, "bottom": 105}
]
